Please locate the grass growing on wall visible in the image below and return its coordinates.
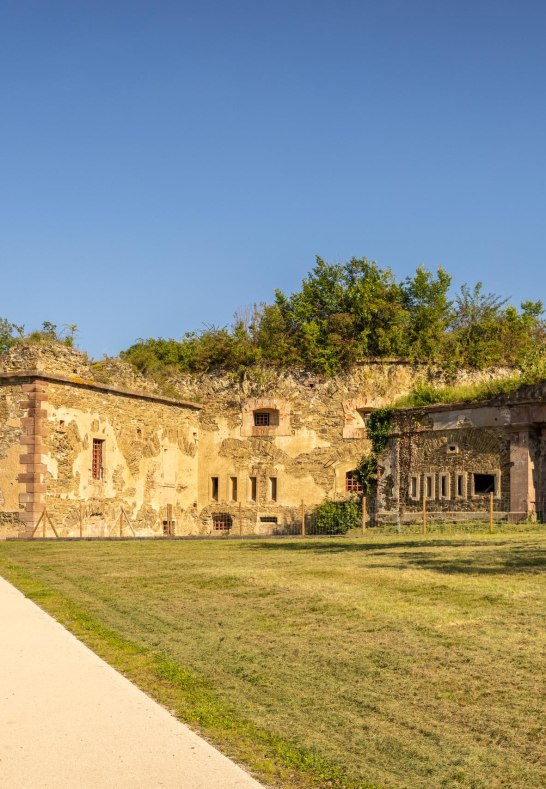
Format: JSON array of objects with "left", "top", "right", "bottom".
[
  {"left": 1, "top": 534, "right": 546, "bottom": 788},
  {"left": 393, "top": 375, "right": 524, "bottom": 408}
]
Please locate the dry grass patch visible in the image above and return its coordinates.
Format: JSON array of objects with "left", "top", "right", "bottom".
[{"left": 0, "top": 532, "right": 545, "bottom": 788}]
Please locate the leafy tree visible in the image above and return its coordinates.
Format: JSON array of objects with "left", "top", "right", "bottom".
[{"left": 0, "top": 317, "right": 24, "bottom": 354}]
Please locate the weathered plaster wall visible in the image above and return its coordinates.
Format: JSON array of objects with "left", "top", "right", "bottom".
[
  {"left": 43, "top": 382, "right": 200, "bottom": 537},
  {"left": 168, "top": 363, "right": 440, "bottom": 533}
]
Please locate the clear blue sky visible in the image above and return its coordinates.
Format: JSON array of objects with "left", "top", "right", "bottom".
[{"left": 1, "top": 0, "right": 545, "bottom": 358}]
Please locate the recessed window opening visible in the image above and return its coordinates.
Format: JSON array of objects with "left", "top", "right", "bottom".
[
  {"left": 439, "top": 473, "right": 449, "bottom": 499},
  {"left": 211, "top": 476, "right": 219, "bottom": 502},
  {"left": 230, "top": 476, "right": 238, "bottom": 502},
  {"left": 346, "top": 471, "right": 363, "bottom": 494},
  {"left": 260, "top": 516, "right": 278, "bottom": 524},
  {"left": 92, "top": 439, "right": 104, "bottom": 480},
  {"left": 270, "top": 477, "right": 277, "bottom": 502},
  {"left": 447, "top": 444, "right": 458, "bottom": 454},
  {"left": 253, "top": 409, "right": 279, "bottom": 427},
  {"left": 425, "top": 474, "right": 434, "bottom": 499},
  {"left": 212, "top": 513, "right": 232, "bottom": 531},
  {"left": 456, "top": 473, "right": 465, "bottom": 498},
  {"left": 473, "top": 473, "right": 495, "bottom": 495},
  {"left": 249, "top": 476, "right": 257, "bottom": 502},
  {"left": 409, "top": 476, "right": 419, "bottom": 499}
]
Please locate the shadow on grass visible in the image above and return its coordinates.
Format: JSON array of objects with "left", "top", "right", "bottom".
[{"left": 244, "top": 539, "right": 546, "bottom": 575}]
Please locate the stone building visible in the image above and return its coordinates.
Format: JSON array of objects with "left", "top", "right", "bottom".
[
  {"left": 376, "top": 382, "right": 546, "bottom": 522},
  {"left": 0, "top": 341, "right": 538, "bottom": 537}
]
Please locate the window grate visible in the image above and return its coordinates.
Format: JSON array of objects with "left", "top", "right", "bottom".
[
  {"left": 254, "top": 412, "right": 270, "bottom": 426},
  {"left": 92, "top": 439, "right": 104, "bottom": 480},
  {"left": 345, "top": 471, "right": 363, "bottom": 494},
  {"left": 212, "top": 513, "right": 232, "bottom": 531}
]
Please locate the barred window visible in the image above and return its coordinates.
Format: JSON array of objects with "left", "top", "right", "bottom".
[
  {"left": 254, "top": 411, "right": 270, "bottom": 426},
  {"left": 346, "top": 471, "right": 363, "bottom": 494},
  {"left": 92, "top": 439, "right": 104, "bottom": 480},
  {"left": 212, "top": 513, "right": 232, "bottom": 531}
]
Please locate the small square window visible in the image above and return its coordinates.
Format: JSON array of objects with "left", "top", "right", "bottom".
[
  {"left": 473, "top": 473, "right": 496, "bottom": 495},
  {"left": 346, "top": 471, "right": 363, "bottom": 494},
  {"left": 254, "top": 411, "right": 270, "bottom": 426}
]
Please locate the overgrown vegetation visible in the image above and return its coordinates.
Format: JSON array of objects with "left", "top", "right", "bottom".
[
  {"left": 120, "top": 257, "right": 546, "bottom": 377},
  {"left": 0, "top": 319, "right": 78, "bottom": 352},
  {"left": 355, "top": 407, "right": 394, "bottom": 495},
  {"left": 1, "top": 535, "right": 545, "bottom": 788}
]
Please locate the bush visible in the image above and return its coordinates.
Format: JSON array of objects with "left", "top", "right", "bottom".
[{"left": 310, "top": 499, "right": 360, "bottom": 535}]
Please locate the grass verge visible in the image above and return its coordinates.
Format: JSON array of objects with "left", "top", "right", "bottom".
[{"left": 1, "top": 533, "right": 545, "bottom": 788}]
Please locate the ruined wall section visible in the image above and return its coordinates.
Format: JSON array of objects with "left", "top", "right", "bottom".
[
  {"left": 377, "top": 405, "right": 512, "bottom": 522},
  {"left": 43, "top": 382, "right": 200, "bottom": 536}
]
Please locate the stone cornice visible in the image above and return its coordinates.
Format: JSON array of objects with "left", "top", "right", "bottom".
[{"left": 0, "top": 370, "right": 202, "bottom": 410}]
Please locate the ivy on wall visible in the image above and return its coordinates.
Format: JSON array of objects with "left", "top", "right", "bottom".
[{"left": 355, "top": 408, "right": 394, "bottom": 495}]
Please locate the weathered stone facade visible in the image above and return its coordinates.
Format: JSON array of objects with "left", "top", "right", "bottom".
[
  {"left": 377, "top": 387, "right": 546, "bottom": 523},
  {"left": 0, "top": 341, "right": 540, "bottom": 536}
]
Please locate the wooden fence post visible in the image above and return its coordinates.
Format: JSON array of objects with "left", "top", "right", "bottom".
[
  {"left": 119, "top": 510, "right": 123, "bottom": 538},
  {"left": 489, "top": 491, "right": 494, "bottom": 533},
  {"left": 79, "top": 503, "right": 83, "bottom": 538},
  {"left": 239, "top": 502, "right": 242, "bottom": 536},
  {"left": 362, "top": 496, "right": 367, "bottom": 534},
  {"left": 301, "top": 500, "right": 305, "bottom": 536},
  {"left": 423, "top": 495, "right": 427, "bottom": 535}
]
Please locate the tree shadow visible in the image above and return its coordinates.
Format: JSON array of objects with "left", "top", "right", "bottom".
[{"left": 244, "top": 539, "right": 546, "bottom": 575}]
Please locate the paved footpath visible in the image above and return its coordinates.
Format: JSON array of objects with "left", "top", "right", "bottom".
[{"left": 0, "top": 576, "right": 264, "bottom": 788}]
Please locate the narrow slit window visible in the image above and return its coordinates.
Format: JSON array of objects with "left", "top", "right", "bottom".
[
  {"left": 409, "top": 476, "right": 419, "bottom": 500},
  {"left": 230, "top": 476, "right": 238, "bottom": 502},
  {"left": 425, "top": 474, "right": 434, "bottom": 499},
  {"left": 456, "top": 473, "right": 466, "bottom": 498},
  {"left": 270, "top": 477, "right": 277, "bottom": 502},
  {"left": 211, "top": 476, "right": 219, "bottom": 502},
  {"left": 92, "top": 439, "right": 104, "bottom": 480},
  {"left": 249, "top": 476, "right": 257, "bottom": 502},
  {"left": 439, "top": 473, "right": 450, "bottom": 500}
]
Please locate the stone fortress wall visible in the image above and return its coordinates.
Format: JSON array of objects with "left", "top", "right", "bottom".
[{"left": 0, "top": 341, "right": 530, "bottom": 537}]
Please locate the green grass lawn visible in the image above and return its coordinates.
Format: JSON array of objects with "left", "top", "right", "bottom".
[{"left": 1, "top": 533, "right": 545, "bottom": 788}]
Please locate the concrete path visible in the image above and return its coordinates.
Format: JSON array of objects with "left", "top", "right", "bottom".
[{"left": 0, "top": 576, "right": 264, "bottom": 788}]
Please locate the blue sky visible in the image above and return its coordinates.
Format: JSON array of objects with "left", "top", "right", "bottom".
[{"left": 1, "top": 0, "right": 545, "bottom": 358}]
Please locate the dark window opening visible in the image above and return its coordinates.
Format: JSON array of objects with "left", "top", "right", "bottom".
[
  {"left": 249, "top": 476, "right": 257, "bottom": 502},
  {"left": 230, "top": 476, "right": 238, "bottom": 502},
  {"left": 260, "top": 516, "right": 278, "bottom": 524},
  {"left": 212, "top": 513, "right": 232, "bottom": 531},
  {"left": 270, "top": 477, "right": 277, "bottom": 502},
  {"left": 211, "top": 476, "right": 219, "bottom": 501},
  {"left": 456, "top": 474, "right": 465, "bottom": 497},
  {"left": 92, "top": 439, "right": 104, "bottom": 480},
  {"left": 440, "top": 474, "right": 449, "bottom": 498},
  {"left": 346, "top": 471, "right": 363, "bottom": 494},
  {"left": 473, "top": 473, "right": 495, "bottom": 494},
  {"left": 253, "top": 409, "right": 279, "bottom": 427}
]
